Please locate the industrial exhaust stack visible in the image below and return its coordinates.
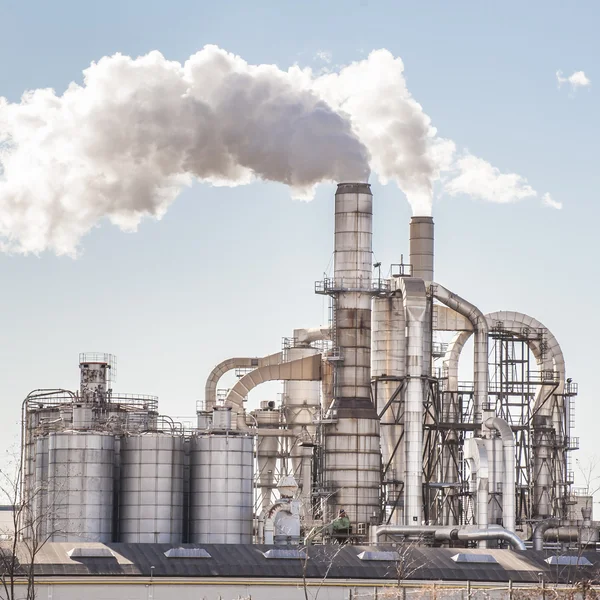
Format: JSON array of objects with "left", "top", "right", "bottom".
[
  {"left": 409, "top": 216, "right": 434, "bottom": 281},
  {"left": 319, "top": 183, "right": 381, "bottom": 528}
]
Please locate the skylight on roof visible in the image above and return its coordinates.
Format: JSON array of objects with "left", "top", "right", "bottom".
[
  {"left": 451, "top": 553, "right": 498, "bottom": 564},
  {"left": 164, "top": 548, "right": 211, "bottom": 559},
  {"left": 357, "top": 551, "right": 398, "bottom": 562},
  {"left": 545, "top": 556, "right": 593, "bottom": 567},
  {"left": 262, "top": 549, "right": 307, "bottom": 560},
  {"left": 68, "top": 547, "right": 115, "bottom": 559}
]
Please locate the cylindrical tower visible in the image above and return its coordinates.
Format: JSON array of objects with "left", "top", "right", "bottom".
[
  {"left": 323, "top": 183, "right": 381, "bottom": 526},
  {"left": 46, "top": 431, "right": 114, "bottom": 542},
  {"left": 189, "top": 432, "right": 254, "bottom": 543},
  {"left": 283, "top": 342, "right": 321, "bottom": 508},
  {"left": 372, "top": 291, "right": 406, "bottom": 524},
  {"left": 119, "top": 433, "right": 184, "bottom": 543},
  {"left": 409, "top": 216, "right": 434, "bottom": 282},
  {"left": 254, "top": 407, "right": 281, "bottom": 512}
]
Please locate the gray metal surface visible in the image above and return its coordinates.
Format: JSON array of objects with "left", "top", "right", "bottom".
[
  {"left": 324, "top": 182, "right": 381, "bottom": 525},
  {"left": 33, "top": 435, "right": 49, "bottom": 538},
  {"left": 409, "top": 216, "right": 434, "bottom": 282},
  {"left": 119, "top": 433, "right": 184, "bottom": 544},
  {"left": 190, "top": 433, "right": 254, "bottom": 544},
  {"left": 46, "top": 432, "right": 114, "bottom": 542},
  {"left": 372, "top": 292, "right": 406, "bottom": 524},
  {"left": 254, "top": 408, "right": 281, "bottom": 511},
  {"left": 7, "top": 541, "right": 592, "bottom": 585},
  {"left": 399, "top": 277, "right": 427, "bottom": 526}
]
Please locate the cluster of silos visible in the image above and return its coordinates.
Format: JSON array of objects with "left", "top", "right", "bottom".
[{"left": 25, "top": 360, "right": 255, "bottom": 545}]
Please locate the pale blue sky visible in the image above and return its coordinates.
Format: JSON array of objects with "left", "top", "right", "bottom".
[{"left": 0, "top": 1, "right": 598, "bottom": 482}]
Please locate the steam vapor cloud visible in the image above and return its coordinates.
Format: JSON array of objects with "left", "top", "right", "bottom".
[{"left": 0, "top": 46, "right": 557, "bottom": 255}]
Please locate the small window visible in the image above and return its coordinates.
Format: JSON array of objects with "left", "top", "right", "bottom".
[
  {"left": 262, "top": 549, "right": 306, "bottom": 560},
  {"left": 545, "top": 556, "right": 593, "bottom": 566},
  {"left": 164, "top": 548, "right": 211, "bottom": 559},
  {"left": 68, "top": 547, "right": 115, "bottom": 558},
  {"left": 451, "top": 553, "right": 498, "bottom": 564},
  {"left": 357, "top": 551, "right": 398, "bottom": 562}
]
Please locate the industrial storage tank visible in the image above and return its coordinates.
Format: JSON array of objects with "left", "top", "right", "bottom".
[
  {"left": 119, "top": 433, "right": 184, "bottom": 543},
  {"left": 46, "top": 431, "right": 114, "bottom": 542},
  {"left": 190, "top": 429, "right": 254, "bottom": 544}
]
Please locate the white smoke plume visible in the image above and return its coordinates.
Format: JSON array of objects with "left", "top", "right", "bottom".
[
  {"left": 556, "top": 69, "right": 591, "bottom": 91},
  {"left": 445, "top": 154, "right": 537, "bottom": 205},
  {"left": 0, "top": 45, "right": 556, "bottom": 255}
]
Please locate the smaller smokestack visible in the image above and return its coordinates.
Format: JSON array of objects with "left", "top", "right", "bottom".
[{"left": 409, "top": 216, "right": 434, "bottom": 281}]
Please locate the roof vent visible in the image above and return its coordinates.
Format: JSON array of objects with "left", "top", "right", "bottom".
[
  {"left": 357, "top": 551, "right": 398, "bottom": 561},
  {"left": 262, "top": 549, "right": 306, "bottom": 560},
  {"left": 68, "top": 547, "right": 115, "bottom": 559},
  {"left": 164, "top": 548, "right": 211, "bottom": 559},
  {"left": 451, "top": 553, "right": 498, "bottom": 564},
  {"left": 545, "top": 555, "right": 593, "bottom": 566}
]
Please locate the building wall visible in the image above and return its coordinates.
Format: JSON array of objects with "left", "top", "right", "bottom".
[{"left": 8, "top": 579, "right": 589, "bottom": 600}]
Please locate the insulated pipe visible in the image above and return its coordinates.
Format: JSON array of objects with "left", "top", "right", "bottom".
[
  {"left": 400, "top": 278, "right": 428, "bottom": 525},
  {"left": 409, "top": 217, "right": 434, "bottom": 282},
  {"left": 485, "top": 417, "right": 516, "bottom": 532},
  {"left": 224, "top": 355, "right": 322, "bottom": 429},
  {"left": 442, "top": 311, "right": 566, "bottom": 518},
  {"left": 324, "top": 182, "right": 381, "bottom": 525},
  {"left": 533, "top": 518, "right": 560, "bottom": 551},
  {"left": 432, "top": 284, "right": 488, "bottom": 425},
  {"left": 464, "top": 438, "right": 489, "bottom": 546},
  {"left": 371, "top": 525, "right": 526, "bottom": 551},
  {"left": 204, "top": 353, "right": 282, "bottom": 410}
]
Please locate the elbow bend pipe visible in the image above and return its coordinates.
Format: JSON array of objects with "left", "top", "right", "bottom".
[{"left": 533, "top": 518, "right": 560, "bottom": 551}]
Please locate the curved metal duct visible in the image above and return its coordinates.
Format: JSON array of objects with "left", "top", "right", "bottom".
[
  {"left": 432, "top": 284, "right": 488, "bottom": 425},
  {"left": 442, "top": 310, "right": 566, "bottom": 518},
  {"left": 204, "top": 352, "right": 283, "bottom": 410},
  {"left": 485, "top": 417, "right": 516, "bottom": 532},
  {"left": 223, "top": 354, "right": 322, "bottom": 429},
  {"left": 533, "top": 518, "right": 560, "bottom": 551}
]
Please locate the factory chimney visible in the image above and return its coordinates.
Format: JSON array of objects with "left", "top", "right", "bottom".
[
  {"left": 322, "top": 183, "right": 381, "bottom": 526},
  {"left": 409, "top": 216, "right": 434, "bottom": 281}
]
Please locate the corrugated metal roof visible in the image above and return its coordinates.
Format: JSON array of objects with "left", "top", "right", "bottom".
[{"left": 2, "top": 542, "right": 599, "bottom": 584}]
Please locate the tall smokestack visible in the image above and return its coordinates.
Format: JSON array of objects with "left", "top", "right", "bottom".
[
  {"left": 409, "top": 216, "right": 434, "bottom": 281},
  {"left": 322, "top": 183, "right": 381, "bottom": 526}
]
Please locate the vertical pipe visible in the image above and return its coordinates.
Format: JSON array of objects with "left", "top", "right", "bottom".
[
  {"left": 409, "top": 217, "right": 434, "bottom": 282},
  {"left": 324, "top": 183, "right": 380, "bottom": 526},
  {"left": 400, "top": 278, "right": 428, "bottom": 525}
]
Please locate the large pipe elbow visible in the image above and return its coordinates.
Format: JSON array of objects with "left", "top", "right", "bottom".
[
  {"left": 432, "top": 284, "right": 488, "bottom": 424},
  {"left": 533, "top": 518, "right": 560, "bottom": 551}
]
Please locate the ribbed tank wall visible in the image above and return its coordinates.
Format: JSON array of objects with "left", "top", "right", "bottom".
[
  {"left": 119, "top": 433, "right": 184, "bottom": 543},
  {"left": 190, "top": 434, "right": 253, "bottom": 544},
  {"left": 33, "top": 436, "right": 49, "bottom": 538},
  {"left": 47, "top": 432, "right": 114, "bottom": 542}
]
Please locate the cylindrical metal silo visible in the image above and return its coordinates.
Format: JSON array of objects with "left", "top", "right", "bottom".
[
  {"left": 119, "top": 433, "right": 184, "bottom": 543},
  {"left": 46, "top": 431, "right": 114, "bottom": 542},
  {"left": 190, "top": 432, "right": 254, "bottom": 544}
]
